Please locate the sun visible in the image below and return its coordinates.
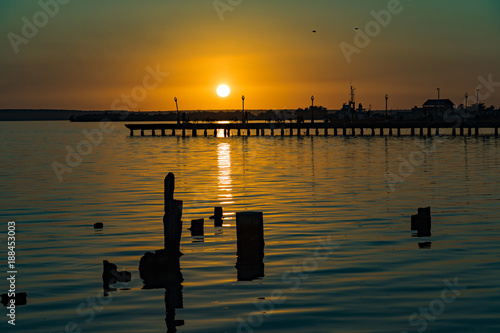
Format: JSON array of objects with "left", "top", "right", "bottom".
[{"left": 217, "top": 84, "right": 230, "bottom": 98}]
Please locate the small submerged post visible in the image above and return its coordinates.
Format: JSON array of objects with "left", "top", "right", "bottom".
[
  {"left": 411, "top": 207, "right": 431, "bottom": 237},
  {"left": 189, "top": 218, "right": 204, "bottom": 236},
  {"left": 211, "top": 207, "right": 223, "bottom": 227}
]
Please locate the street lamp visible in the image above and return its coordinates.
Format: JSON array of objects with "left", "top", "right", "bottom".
[
  {"left": 242, "top": 95, "right": 245, "bottom": 123},
  {"left": 174, "top": 97, "right": 179, "bottom": 125},
  {"left": 311, "top": 95, "right": 315, "bottom": 124},
  {"left": 385, "top": 94, "right": 389, "bottom": 120}
]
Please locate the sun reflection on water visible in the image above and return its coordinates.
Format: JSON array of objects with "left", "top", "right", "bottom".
[{"left": 217, "top": 142, "right": 233, "bottom": 205}]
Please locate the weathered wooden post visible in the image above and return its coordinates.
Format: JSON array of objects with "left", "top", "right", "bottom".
[
  {"left": 236, "top": 212, "right": 265, "bottom": 281},
  {"left": 281, "top": 127, "right": 285, "bottom": 136},
  {"left": 192, "top": 129, "right": 197, "bottom": 137},
  {"left": 380, "top": 128, "right": 384, "bottom": 136},
  {"left": 324, "top": 128, "right": 328, "bottom": 136},
  {"left": 360, "top": 128, "right": 364, "bottom": 136},
  {"left": 316, "top": 128, "right": 320, "bottom": 136},
  {"left": 351, "top": 127, "right": 356, "bottom": 136},
  {"left": 420, "top": 128, "right": 424, "bottom": 137},
  {"left": 452, "top": 127, "right": 456, "bottom": 136},
  {"left": 411, "top": 127, "right": 415, "bottom": 136},
  {"left": 204, "top": 129, "right": 208, "bottom": 137},
  {"left": 189, "top": 218, "right": 204, "bottom": 236},
  {"left": 152, "top": 129, "right": 156, "bottom": 137},
  {"left": 371, "top": 127, "right": 375, "bottom": 136},
  {"left": 334, "top": 127, "right": 338, "bottom": 136},
  {"left": 389, "top": 128, "right": 393, "bottom": 136},
  {"left": 435, "top": 127, "right": 440, "bottom": 136},
  {"left": 411, "top": 207, "right": 431, "bottom": 237},
  {"left": 475, "top": 127, "right": 479, "bottom": 136},
  {"left": 397, "top": 128, "right": 401, "bottom": 136},
  {"left": 468, "top": 127, "right": 472, "bottom": 136},
  {"left": 130, "top": 129, "right": 134, "bottom": 136},
  {"left": 460, "top": 126, "right": 464, "bottom": 136},
  {"left": 427, "top": 127, "right": 432, "bottom": 136},
  {"left": 141, "top": 129, "right": 145, "bottom": 137},
  {"left": 164, "top": 173, "right": 183, "bottom": 256},
  {"left": 162, "top": 129, "right": 166, "bottom": 136},
  {"left": 214, "top": 128, "right": 217, "bottom": 137},
  {"left": 211, "top": 207, "right": 223, "bottom": 227},
  {"left": 271, "top": 128, "right": 274, "bottom": 136},
  {"left": 172, "top": 129, "right": 176, "bottom": 136},
  {"left": 238, "top": 129, "right": 241, "bottom": 136}
]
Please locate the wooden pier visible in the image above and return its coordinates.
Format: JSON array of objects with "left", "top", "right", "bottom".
[{"left": 125, "top": 121, "right": 500, "bottom": 137}]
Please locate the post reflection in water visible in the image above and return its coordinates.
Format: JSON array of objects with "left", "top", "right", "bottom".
[
  {"left": 139, "top": 250, "right": 184, "bottom": 333},
  {"left": 217, "top": 142, "right": 233, "bottom": 205}
]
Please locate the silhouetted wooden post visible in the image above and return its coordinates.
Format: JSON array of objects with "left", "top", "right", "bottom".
[
  {"left": 420, "top": 128, "right": 424, "bottom": 137},
  {"left": 379, "top": 128, "right": 384, "bottom": 136},
  {"left": 141, "top": 129, "right": 145, "bottom": 137},
  {"left": 351, "top": 127, "right": 356, "bottom": 136},
  {"left": 334, "top": 127, "right": 338, "bottom": 136},
  {"left": 281, "top": 127, "right": 285, "bottom": 136},
  {"left": 411, "top": 128, "right": 415, "bottom": 136},
  {"left": 427, "top": 127, "right": 431, "bottom": 136},
  {"left": 306, "top": 128, "right": 310, "bottom": 136},
  {"left": 475, "top": 127, "right": 479, "bottom": 136},
  {"left": 435, "top": 128, "right": 439, "bottom": 135},
  {"left": 324, "top": 128, "right": 328, "bottom": 136},
  {"left": 152, "top": 129, "right": 156, "bottom": 136},
  {"left": 238, "top": 129, "right": 241, "bottom": 136},
  {"left": 389, "top": 128, "right": 393, "bottom": 136},
  {"left": 236, "top": 212, "right": 265, "bottom": 281},
  {"left": 164, "top": 173, "right": 183, "bottom": 255},
  {"left": 172, "top": 129, "right": 175, "bottom": 136},
  {"left": 495, "top": 128, "right": 499, "bottom": 137},
  {"left": 247, "top": 128, "right": 251, "bottom": 136},
  {"left": 162, "top": 129, "right": 166, "bottom": 136},
  {"left": 452, "top": 128, "right": 456, "bottom": 136},
  {"left": 468, "top": 127, "right": 472, "bottom": 136},
  {"left": 182, "top": 129, "right": 186, "bottom": 137},
  {"left": 212, "top": 207, "right": 223, "bottom": 227},
  {"left": 271, "top": 128, "right": 274, "bottom": 136},
  {"left": 204, "top": 129, "right": 207, "bottom": 137},
  {"left": 343, "top": 127, "right": 347, "bottom": 136},
  {"left": 214, "top": 128, "right": 217, "bottom": 137},
  {"left": 397, "top": 128, "right": 401, "bottom": 136},
  {"left": 460, "top": 126, "right": 464, "bottom": 136},
  {"left": 411, "top": 207, "right": 431, "bottom": 237},
  {"left": 360, "top": 128, "right": 364, "bottom": 136},
  {"left": 189, "top": 218, "right": 204, "bottom": 236},
  {"left": 192, "top": 129, "right": 197, "bottom": 137},
  {"left": 130, "top": 129, "right": 134, "bottom": 136},
  {"left": 371, "top": 127, "right": 375, "bottom": 136}
]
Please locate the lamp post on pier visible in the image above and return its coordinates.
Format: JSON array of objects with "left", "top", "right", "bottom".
[
  {"left": 174, "top": 97, "right": 179, "bottom": 125},
  {"left": 385, "top": 94, "right": 389, "bottom": 120},
  {"left": 311, "top": 95, "right": 315, "bottom": 124},
  {"left": 242, "top": 95, "right": 246, "bottom": 123}
]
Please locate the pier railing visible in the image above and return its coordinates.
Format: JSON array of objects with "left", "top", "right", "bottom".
[{"left": 124, "top": 121, "right": 500, "bottom": 137}]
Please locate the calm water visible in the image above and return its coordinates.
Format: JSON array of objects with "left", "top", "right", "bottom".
[{"left": 1, "top": 121, "right": 499, "bottom": 333}]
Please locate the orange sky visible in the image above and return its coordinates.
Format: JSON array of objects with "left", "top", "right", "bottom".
[{"left": 1, "top": 0, "right": 499, "bottom": 111}]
